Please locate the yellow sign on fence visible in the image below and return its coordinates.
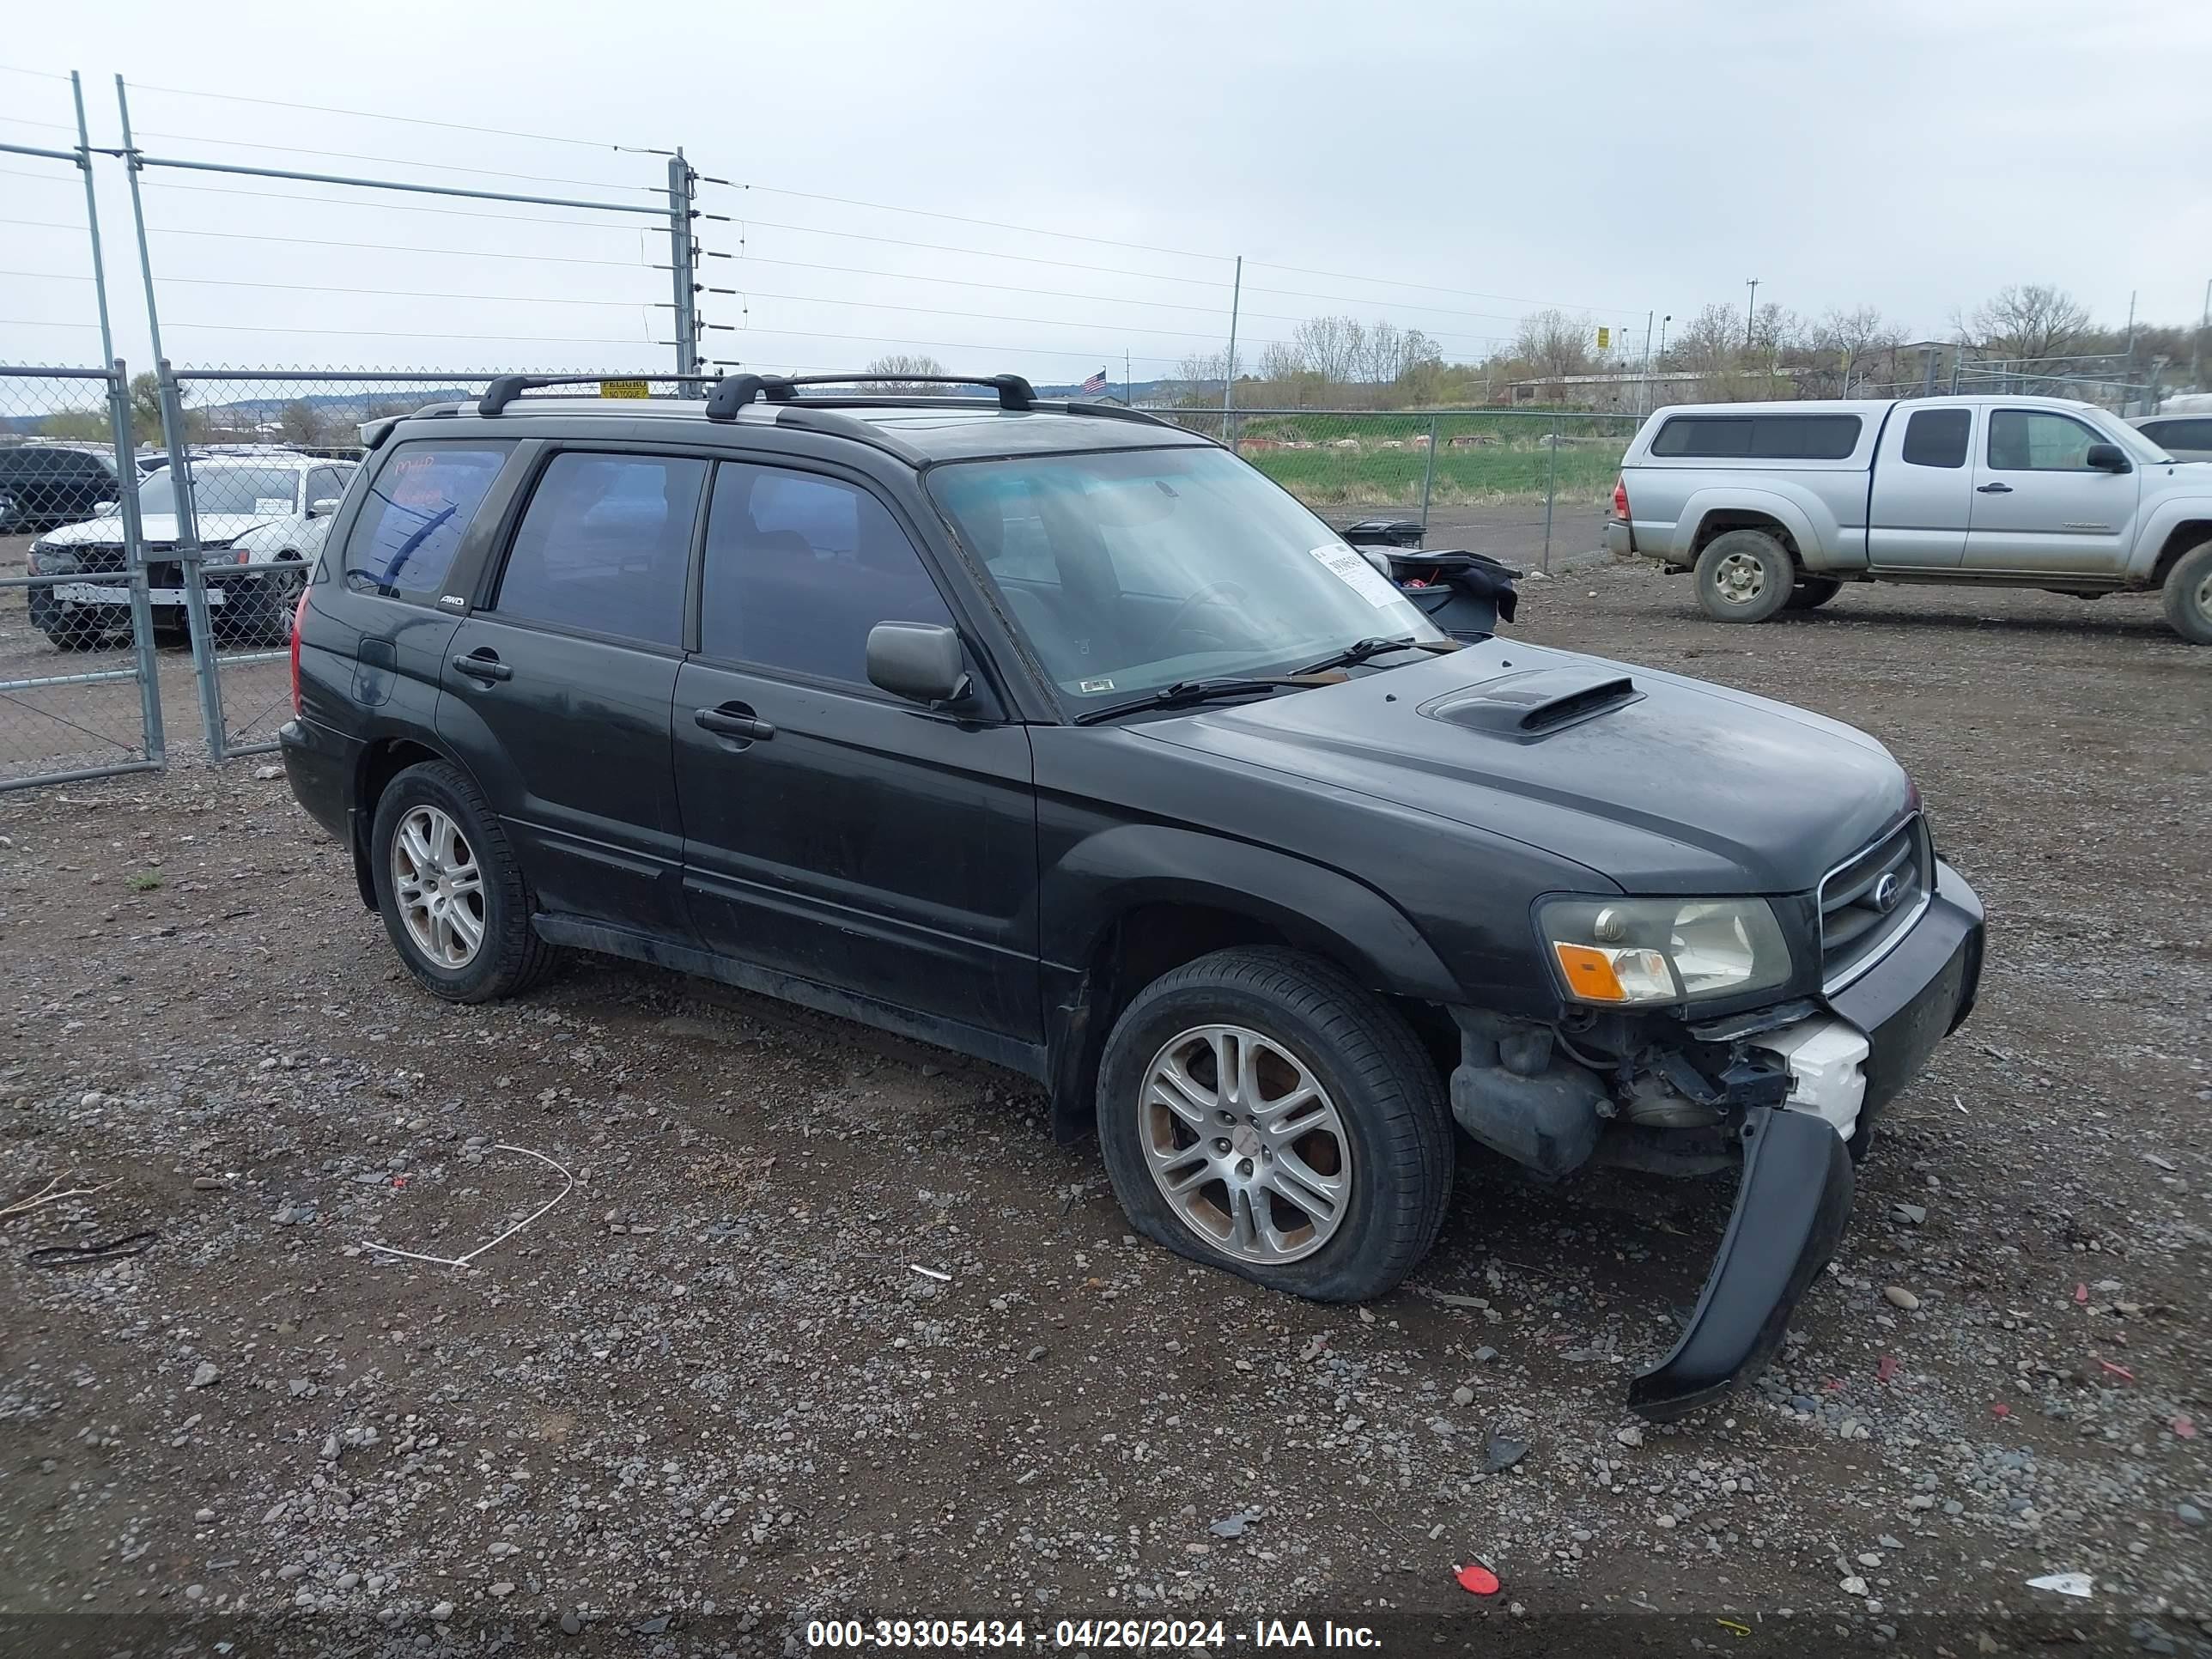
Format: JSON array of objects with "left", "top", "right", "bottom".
[
  {"left": 1595, "top": 326, "right": 1611, "bottom": 351},
  {"left": 599, "top": 380, "right": 649, "bottom": 399}
]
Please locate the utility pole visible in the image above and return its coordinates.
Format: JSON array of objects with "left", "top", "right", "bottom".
[
  {"left": 668, "top": 152, "right": 697, "bottom": 381},
  {"left": 2195, "top": 276, "right": 2209, "bottom": 391},
  {"left": 1638, "top": 309, "right": 1655, "bottom": 416},
  {"left": 1222, "top": 254, "right": 1243, "bottom": 451},
  {"left": 1744, "top": 278, "right": 1760, "bottom": 349},
  {"left": 2124, "top": 289, "right": 2137, "bottom": 410}
]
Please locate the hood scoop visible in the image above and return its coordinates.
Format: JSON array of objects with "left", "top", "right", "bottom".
[{"left": 1418, "top": 665, "right": 1643, "bottom": 740}]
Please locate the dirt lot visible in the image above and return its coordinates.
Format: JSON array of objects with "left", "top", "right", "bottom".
[{"left": 1, "top": 565, "right": 2207, "bottom": 1656}]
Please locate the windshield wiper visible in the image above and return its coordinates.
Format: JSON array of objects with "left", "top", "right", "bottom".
[
  {"left": 1296, "top": 635, "right": 1454, "bottom": 676},
  {"left": 1073, "top": 676, "right": 1327, "bottom": 726}
]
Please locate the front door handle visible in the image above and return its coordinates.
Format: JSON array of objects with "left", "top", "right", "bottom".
[
  {"left": 451, "top": 650, "right": 512, "bottom": 683},
  {"left": 695, "top": 705, "right": 775, "bottom": 742},
  {"left": 1976, "top": 482, "right": 2013, "bottom": 494}
]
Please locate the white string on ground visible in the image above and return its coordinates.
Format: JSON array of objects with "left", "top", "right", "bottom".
[{"left": 361, "top": 1144, "right": 576, "bottom": 1268}]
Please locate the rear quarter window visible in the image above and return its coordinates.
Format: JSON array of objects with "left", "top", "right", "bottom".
[
  {"left": 1650, "top": 414, "right": 1863, "bottom": 461},
  {"left": 343, "top": 441, "right": 513, "bottom": 599}
]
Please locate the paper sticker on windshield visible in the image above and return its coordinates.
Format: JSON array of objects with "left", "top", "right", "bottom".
[
  {"left": 254, "top": 497, "right": 291, "bottom": 515},
  {"left": 1310, "top": 543, "right": 1405, "bottom": 608},
  {"left": 1079, "top": 678, "right": 1115, "bottom": 693}
]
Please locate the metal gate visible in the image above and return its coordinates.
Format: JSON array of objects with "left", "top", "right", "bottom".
[{"left": 0, "top": 364, "right": 165, "bottom": 791}]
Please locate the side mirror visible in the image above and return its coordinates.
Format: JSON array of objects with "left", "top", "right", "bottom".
[
  {"left": 2084, "top": 442, "right": 2131, "bottom": 473},
  {"left": 866, "top": 621, "right": 971, "bottom": 706},
  {"left": 309, "top": 497, "right": 341, "bottom": 518}
]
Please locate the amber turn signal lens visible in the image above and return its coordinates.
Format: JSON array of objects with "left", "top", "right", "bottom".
[{"left": 1552, "top": 943, "right": 1626, "bottom": 1001}]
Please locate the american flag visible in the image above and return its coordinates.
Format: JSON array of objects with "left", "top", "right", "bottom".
[{"left": 1079, "top": 368, "right": 1107, "bottom": 395}]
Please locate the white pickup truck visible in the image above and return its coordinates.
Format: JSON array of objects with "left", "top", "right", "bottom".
[{"left": 1605, "top": 394, "right": 2212, "bottom": 643}]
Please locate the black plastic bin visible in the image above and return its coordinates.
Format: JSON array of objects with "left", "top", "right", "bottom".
[{"left": 1378, "top": 550, "right": 1521, "bottom": 640}]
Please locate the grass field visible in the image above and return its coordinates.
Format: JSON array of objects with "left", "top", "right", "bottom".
[{"left": 1153, "top": 409, "right": 1638, "bottom": 508}]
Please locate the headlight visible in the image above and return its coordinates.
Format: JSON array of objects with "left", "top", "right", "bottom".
[
  {"left": 1540, "top": 896, "right": 1792, "bottom": 1006},
  {"left": 28, "top": 539, "right": 67, "bottom": 574}
]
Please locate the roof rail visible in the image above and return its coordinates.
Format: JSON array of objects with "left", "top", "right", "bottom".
[
  {"left": 1052, "top": 401, "right": 1174, "bottom": 429},
  {"left": 706, "top": 372, "right": 1036, "bottom": 422},
  {"left": 476, "top": 373, "right": 719, "bottom": 416}
]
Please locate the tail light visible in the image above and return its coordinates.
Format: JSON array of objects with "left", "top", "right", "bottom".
[
  {"left": 1610, "top": 475, "right": 1631, "bottom": 521},
  {"left": 289, "top": 583, "right": 311, "bottom": 717}
]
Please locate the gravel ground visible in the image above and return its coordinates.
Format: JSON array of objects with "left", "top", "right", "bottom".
[{"left": 1, "top": 562, "right": 2208, "bottom": 1656}]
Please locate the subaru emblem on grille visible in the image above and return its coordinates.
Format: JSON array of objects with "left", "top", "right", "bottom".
[{"left": 1871, "top": 872, "right": 1903, "bottom": 914}]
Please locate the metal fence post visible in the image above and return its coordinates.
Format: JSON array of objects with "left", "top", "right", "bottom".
[
  {"left": 100, "top": 361, "right": 165, "bottom": 766},
  {"left": 1418, "top": 415, "right": 1439, "bottom": 533},
  {"left": 1540, "top": 430, "right": 1559, "bottom": 573},
  {"left": 155, "top": 360, "right": 225, "bottom": 760},
  {"left": 668, "top": 153, "right": 697, "bottom": 380}
]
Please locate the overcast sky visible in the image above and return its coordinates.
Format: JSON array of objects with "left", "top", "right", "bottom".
[{"left": 3, "top": 0, "right": 2208, "bottom": 394}]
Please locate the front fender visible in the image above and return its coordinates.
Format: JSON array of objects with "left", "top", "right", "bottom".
[
  {"left": 1042, "top": 823, "right": 1462, "bottom": 1002},
  {"left": 2129, "top": 492, "right": 2212, "bottom": 585}
]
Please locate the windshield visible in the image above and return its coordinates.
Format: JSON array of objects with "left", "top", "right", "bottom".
[
  {"left": 138, "top": 465, "right": 301, "bottom": 517},
  {"left": 927, "top": 445, "right": 1439, "bottom": 708}
]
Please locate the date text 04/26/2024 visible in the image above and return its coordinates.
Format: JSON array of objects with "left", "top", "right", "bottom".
[{"left": 804, "top": 1620, "right": 1383, "bottom": 1650}]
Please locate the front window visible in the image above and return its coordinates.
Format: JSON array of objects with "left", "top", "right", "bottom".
[
  {"left": 139, "top": 465, "right": 302, "bottom": 516},
  {"left": 927, "top": 446, "right": 1438, "bottom": 708}
]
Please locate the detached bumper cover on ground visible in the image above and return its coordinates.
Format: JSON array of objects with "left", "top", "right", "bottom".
[{"left": 1628, "top": 862, "right": 1985, "bottom": 1420}]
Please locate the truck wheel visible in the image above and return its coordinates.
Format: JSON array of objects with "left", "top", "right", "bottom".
[
  {"left": 1694, "top": 531, "right": 1794, "bottom": 623},
  {"left": 369, "top": 760, "right": 559, "bottom": 1003},
  {"left": 1096, "top": 946, "right": 1453, "bottom": 1304},
  {"left": 1784, "top": 576, "right": 1842, "bottom": 611},
  {"left": 2161, "top": 540, "right": 2212, "bottom": 646}
]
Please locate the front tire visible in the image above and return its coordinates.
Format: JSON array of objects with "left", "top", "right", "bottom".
[
  {"left": 369, "top": 760, "right": 558, "bottom": 1003},
  {"left": 2162, "top": 540, "right": 2212, "bottom": 646},
  {"left": 1096, "top": 946, "right": 1453, "bottom": 1303},
  {"left": 1694, "top": 530, "right": 1795, "bottom": 623},
  {"left": 1784, "top": 576, "right": 1842, "bottom": 611}
]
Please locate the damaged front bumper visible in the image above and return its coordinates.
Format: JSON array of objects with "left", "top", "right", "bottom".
[
  {"left": 1449, "top": 860, "right": 1985, "bottom": 1419},
  {"left": 1626, "top": 860, "right": 1984, "bottom": 1419}
]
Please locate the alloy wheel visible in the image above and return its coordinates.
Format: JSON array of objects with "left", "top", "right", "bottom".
[
  {"left": 391, "top": 805, "right": 485, "bottom": 969},
  {"left": 1713, "top": 550, "right": 1767, "bottom": 605},
  {"left": 1139, "top": 1024, "right": 1352, "bottom": 1264}
]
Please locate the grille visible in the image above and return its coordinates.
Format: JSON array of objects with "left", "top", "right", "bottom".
[{"left": 1820, "top": 817, "right": 1929, "bottom": 986}]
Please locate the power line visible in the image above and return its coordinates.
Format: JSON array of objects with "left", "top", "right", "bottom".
[
  {"left": 143, "top": 176, "right": 650, "bottom": 234},
  {"left": 0, "top": 112, "right": 77, "bottom": 134},
  {"left": 140, "top": 223, "right": 655, "bottom": 269},
  {"left": 0, "top": 268, "right": 90, "bottom": 281},
  {"left": 132, "top": 127, "right": 661, "bottom": 195},
  {"left": 1245, "top": 258, "right": 1630, "bottom": 318},
  {"left": 730, "top": 183, "right": 1222, "bottom": 264},
  {"left": 128, "top": 272, "right": 653, "bottom": 308},
  {"left": 0, "top": 63, "right": 72, "bottom": 81},
  {"left": 718, "top": 324, "right": 1200, "bottom": 366},
  {"left": 167, "top": 321, "right": 660, "bottom": 346},
  {"left": 723, "top": 252, "right": 1230, "bottom": 317},
  {"left": 726, "top": 218, "right": 1231, "bottom": 289},
  {"left": 732, "top": 286, "right": 1271, "bottom": 346},
  {"left": 125, "top": 78, "right": 658, "bottom": 155},
  {"left": 0, "top": 165, "right": 77, "bottom": 184}
]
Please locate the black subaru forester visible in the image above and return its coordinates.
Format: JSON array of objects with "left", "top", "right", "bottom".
[{"left": 280, "top": 371, "right": 1984, "bottom": 1419}]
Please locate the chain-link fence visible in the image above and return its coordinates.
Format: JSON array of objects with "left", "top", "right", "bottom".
[
  {"left": 0, "top": 366, "right": 166, "bottom": 790},
  {"left": 1145, "top": 407, "right": 1642, "bottom": 568},
  {"left": 148, "top": 368, "right": 531, "bottom": 757}
]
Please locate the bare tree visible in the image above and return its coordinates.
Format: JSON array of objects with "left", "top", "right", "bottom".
[
  {"left": 1961, "top": 284, "right": 2093, "bottom": 368},
  {"left": 1512, "top": 308, "right": 1594, "bottom": 383},
  {"left": 1287, "top": 316, "right": 1366, "bottom": 385},
  {"left": 277, "top": 400, "right": 331, "bottom": 446},
  {"left": 1671, "top": 304, "right": 1741, "bottom": 376},
  {"left": 1813, "top": 305, "right": 1906, "bottom": 395},
  {"left": 860, "top": 353, "right": 948, "bottom": 397}
]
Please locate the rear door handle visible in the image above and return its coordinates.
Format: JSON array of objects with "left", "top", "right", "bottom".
[
  {"left": 1976, "top": 482, "right": 2013, "bottom": 494},
  {"left": 451, "top": 651, "right": 512, "bottom": 683},
  {"left": 695, "top": 705, "right": 775, "bottom": 742}
]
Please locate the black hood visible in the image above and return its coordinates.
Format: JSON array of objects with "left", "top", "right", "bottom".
[{"left": 1137, "top": 639, "right": 1911, "bottom": 894}]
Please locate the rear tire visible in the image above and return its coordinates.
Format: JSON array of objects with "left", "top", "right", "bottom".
[
  {"left": 2161, "top": 540, "right": 2212, "bottom": 646},
  {"left": 1784, "top": 576, "right": 1842, "bottom": 611},
  {"left": 370, "top": 760, "right": 559, "bottom": 1003},
  {"left": 1694, "top": 530, "right": 1795, "bottom": 623},
  {"left": 1096, "top": 946, "right": 1453, "bottom": 1304}
]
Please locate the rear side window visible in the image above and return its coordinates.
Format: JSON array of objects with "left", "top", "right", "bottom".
[
  {"left": 1900, "top": 408, "right": 1971, "bottom": 468},
  {"left": 2144, "top": 418, "right": 2212, "bottom": 451},
  {"left": 345, "top": 441, "right": 513, "bottom": 599},
  {"left": 700, "top": 463, "right": 952, "bottom": 684},
  {"left": 1650, "top": 414, "right": 1863, "bottom": 460},
  {"left": 1987, "top": 410, "right": 2102, "bottom": 471},
  {"left": 492, "top": 452, "right": 707, "bottom": 648}
]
